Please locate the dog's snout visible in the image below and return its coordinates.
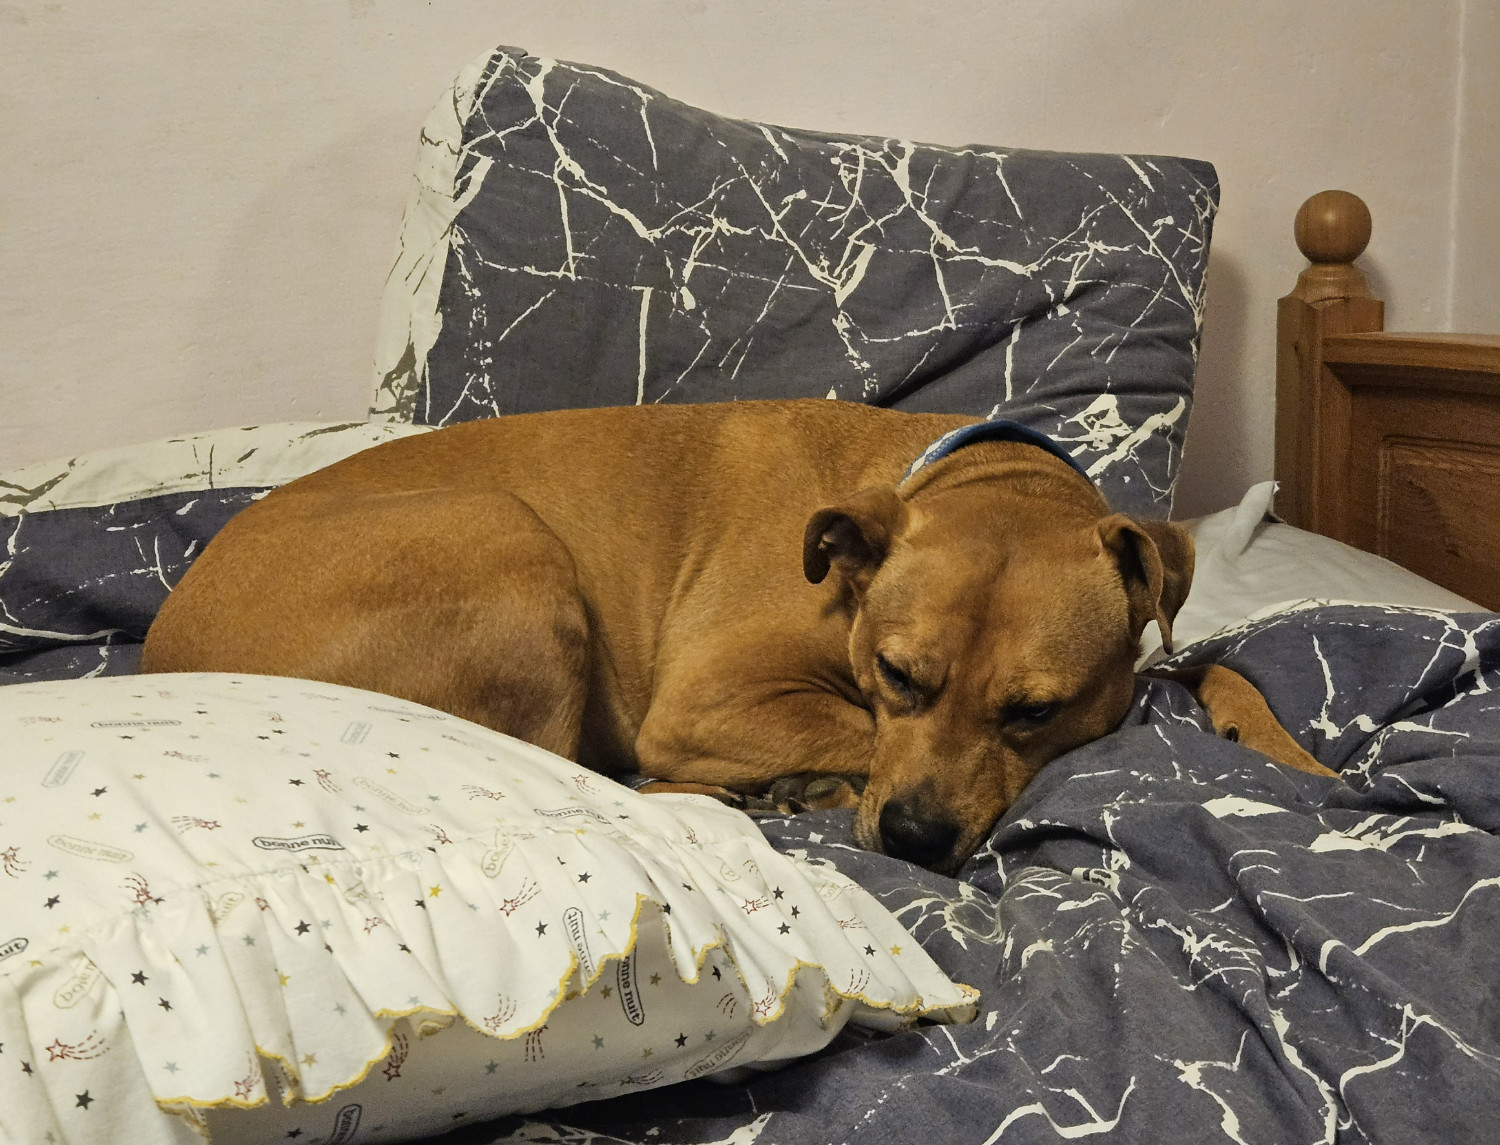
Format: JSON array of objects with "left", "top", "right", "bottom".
[{"left": 878, "top": 798, "right": 960, "bottom": 868}]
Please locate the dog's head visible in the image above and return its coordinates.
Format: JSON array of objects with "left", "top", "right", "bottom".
[{"left": 802, "top": 447, "right": 1192, "bottom": 873}]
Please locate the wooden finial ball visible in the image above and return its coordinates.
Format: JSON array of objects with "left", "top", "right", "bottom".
[{"left": 1294, "top": 190, "right": 1372, "bottom": 264}]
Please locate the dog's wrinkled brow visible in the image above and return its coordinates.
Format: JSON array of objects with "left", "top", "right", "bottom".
[{"left": 990, "top": 667, "right": 1081, "bottom": 710}]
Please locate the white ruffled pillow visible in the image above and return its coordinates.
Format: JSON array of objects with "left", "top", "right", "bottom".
[{"left": 0, "top": 674, "right": 974, "bottom": 1144}]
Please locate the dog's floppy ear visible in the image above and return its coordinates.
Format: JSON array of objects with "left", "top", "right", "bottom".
[
  {"left": 1097, "top": 515, "right": 1195, "bottom": 653},
  {"left": 803, "top": 486, "right": 908, "bottom": 593}
]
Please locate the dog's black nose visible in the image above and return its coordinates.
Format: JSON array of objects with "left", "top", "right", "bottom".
[{"left": 878, "top": 799, "right": 960, "bottom": 868}]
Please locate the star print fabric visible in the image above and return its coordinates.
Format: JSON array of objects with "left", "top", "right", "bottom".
[{"left": 0, "top": 674, "right": 974, "bottom": 1144}]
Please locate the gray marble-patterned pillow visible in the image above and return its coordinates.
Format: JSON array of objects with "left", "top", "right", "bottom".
[{"left": 372, "top": 46, "right": 1218, "bottom": 517}]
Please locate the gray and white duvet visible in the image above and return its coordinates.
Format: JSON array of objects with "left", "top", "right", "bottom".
[{"left": 423, "top": 602, "right": 1500, "bottom": 1145}]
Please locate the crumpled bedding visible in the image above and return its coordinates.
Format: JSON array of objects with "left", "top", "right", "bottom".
[
  {"left": 453, "top": 602, "right": 1500, "bottom": 1144},
  {"left": 8, "top": 430, "right": 1499, "bottom": 1142}
]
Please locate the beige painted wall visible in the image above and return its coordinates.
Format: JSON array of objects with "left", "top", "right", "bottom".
[
  {"left": 0, "top": 1, "right": 1489, "bottom": 516},
  {"left": 1451, "top": 0, "right": 1500, "bottom": 335}
]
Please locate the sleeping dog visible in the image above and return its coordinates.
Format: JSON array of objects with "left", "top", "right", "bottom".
[{"left": 142, "top": 400, "right": 1333, "bottom": 873}]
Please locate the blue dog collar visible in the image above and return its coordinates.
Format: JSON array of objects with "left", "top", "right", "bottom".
[{"left": 901, "top": 420, "right": 1092, "bottom": 486}]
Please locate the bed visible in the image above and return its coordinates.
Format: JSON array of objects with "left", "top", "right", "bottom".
[{"left": 4, "top": 42, "right": 1500, "bottom": 1145}]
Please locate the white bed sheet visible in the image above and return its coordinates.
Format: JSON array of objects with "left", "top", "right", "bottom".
[{"left": 1139, "top": 481, "right": 1483, "bottom": 664}]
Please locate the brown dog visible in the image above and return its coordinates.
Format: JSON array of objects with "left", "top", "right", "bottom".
[{"left": 142, "top": 399, "right": 1333, "bottom": 872}]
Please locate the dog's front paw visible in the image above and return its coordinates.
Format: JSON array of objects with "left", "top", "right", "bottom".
[{"left": 757, "top": 772, "right": 867, "bottom": 815}]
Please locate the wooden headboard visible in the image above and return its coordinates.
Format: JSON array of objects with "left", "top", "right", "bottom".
[{"left": 1275, "top": 189, "right": 1500, "bottom": 610}]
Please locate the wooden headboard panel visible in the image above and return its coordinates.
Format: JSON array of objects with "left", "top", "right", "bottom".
[{"left": 1275, "top": 190, "right": 1500, "bottom": 609}]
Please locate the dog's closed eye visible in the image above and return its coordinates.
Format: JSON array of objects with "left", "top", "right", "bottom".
[
  {"left": 876, "top": 653, "right": 916, "bottom": 698},
  {"left": 1004, "top": 701, "right": 1057, "bottom": 727}
]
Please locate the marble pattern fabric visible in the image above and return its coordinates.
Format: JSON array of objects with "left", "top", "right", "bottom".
[
  {"left": 0, "top": 674, "right": 973, "bottom": 1145},
  {"left": 441, "top": 603, "right": 1500, "bottom": 1145},
  {"left": 371, "top": 46, "right": 1219, "bottom": 518}
]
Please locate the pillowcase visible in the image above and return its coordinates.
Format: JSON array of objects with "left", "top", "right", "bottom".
[
  {"left": 372, "top": 45, "right": 1219, "bottom": 517},
  {"left": 0, "top": 673, "right": 975, "bottom": 1144},
  {"left": 1136, "top": 481, "right": 1484, "bottom": 664},
  {"left": 0, "top": 421, "right": 432, "bottom": 684}
]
